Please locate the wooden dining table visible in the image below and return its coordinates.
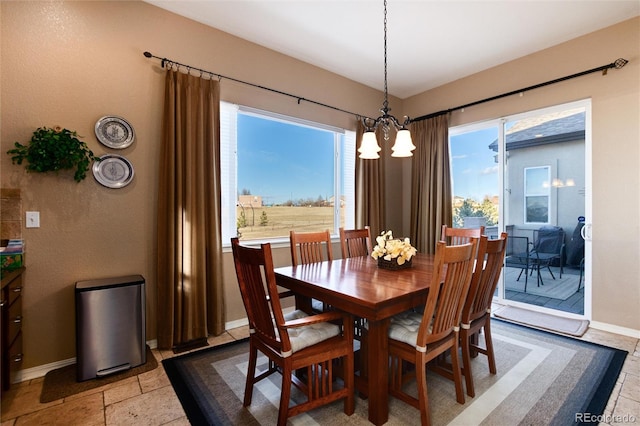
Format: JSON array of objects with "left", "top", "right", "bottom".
[{"left": 274, "top": 253, "right": 437, "bottom": 425}]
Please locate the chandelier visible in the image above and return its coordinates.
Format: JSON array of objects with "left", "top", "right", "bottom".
[{"left": 358, "top": 0, "right": 415, "bottom": 159}]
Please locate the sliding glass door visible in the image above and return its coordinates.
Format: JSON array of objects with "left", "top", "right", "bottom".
[{"left": 450, "top": 100, "right": 591, "bottom": 319}]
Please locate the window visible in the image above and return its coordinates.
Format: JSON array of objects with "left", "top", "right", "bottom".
[
  {"left": 221, "top": 102, "right": 355, "bottom": 244},
  {"left": 524, "top": 166, "right": 550, "bottom": 224}
]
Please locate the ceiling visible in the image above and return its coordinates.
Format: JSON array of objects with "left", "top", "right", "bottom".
[{"left": 145, "top": 1, "right": 639, "bottom": 99}]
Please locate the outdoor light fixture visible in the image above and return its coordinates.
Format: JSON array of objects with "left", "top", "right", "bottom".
[{"left": 358, "top": 0, "right": 415, "bottom": 159}]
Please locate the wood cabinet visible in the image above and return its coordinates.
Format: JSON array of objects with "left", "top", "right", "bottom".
[{"left": 1, "top": 267, "right": 24, "bottom": 391}]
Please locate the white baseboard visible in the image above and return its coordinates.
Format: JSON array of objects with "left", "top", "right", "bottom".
[
  {"left": 589, "top": 321, "right": 640, "bottom": 339},
  {"left": 14, "top": 339, "right": 158, "bottom": 384}
]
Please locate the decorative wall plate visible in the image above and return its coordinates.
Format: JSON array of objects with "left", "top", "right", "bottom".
[
  {"left": 93, "top": 154, "right": 134, "bottom": 188},
  {"left": 95, "top": 115, "right": 135, "bottom": 149}
]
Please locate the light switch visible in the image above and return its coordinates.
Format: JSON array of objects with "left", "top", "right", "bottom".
[{"left": 26, "top": 211, "right": 40, "bottom": 228}]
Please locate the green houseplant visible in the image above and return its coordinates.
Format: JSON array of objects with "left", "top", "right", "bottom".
[{"left": 7, "top": 126, "right": 99, "bottom": 182}]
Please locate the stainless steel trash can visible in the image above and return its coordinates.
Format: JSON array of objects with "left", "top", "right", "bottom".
[{"left": 75, "top": 275, "right": 146, "bottom": 382}]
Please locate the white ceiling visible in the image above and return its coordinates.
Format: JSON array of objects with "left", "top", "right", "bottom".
[{"left": 145, "top": 0, "right": 639, "bottom": 99}]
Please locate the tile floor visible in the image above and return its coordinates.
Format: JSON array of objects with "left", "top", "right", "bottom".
[{"left": 1, "top": 323, "right": 638, "bottom": 425}]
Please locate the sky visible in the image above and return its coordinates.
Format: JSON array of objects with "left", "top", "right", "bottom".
[
  {"left": 449, "top": 127, "right": 500, "bottom": 202},
  {"left": 237, "top": 114, "right": 335, "bottom": 205},
  {"left": 238, "top": 113, "right": 500, "bottom": 205}
]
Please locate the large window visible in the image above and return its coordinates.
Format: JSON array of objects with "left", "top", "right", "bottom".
[{"left": 221, "top": 102, "right": 355, "bottom": 244}]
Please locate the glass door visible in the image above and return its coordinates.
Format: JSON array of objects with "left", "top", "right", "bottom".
[
  {"left": 450, "top": 100, "right": 591, "bottom": 319},
  {"left": 501, "top": 101, "right": 589, "bottom": 317}
]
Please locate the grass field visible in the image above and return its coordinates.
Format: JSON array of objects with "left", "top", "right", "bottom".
[{"left": 237, "top": 206, "right": 344, "bottom": 240}]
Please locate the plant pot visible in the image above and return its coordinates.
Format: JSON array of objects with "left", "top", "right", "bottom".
[{"left": 377, "top": 257, "right": 412, "bottom": 270}]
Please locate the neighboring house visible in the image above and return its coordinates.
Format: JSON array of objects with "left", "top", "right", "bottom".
[{"left": 489, "top": 109, "right": 586, "bottom": 240}]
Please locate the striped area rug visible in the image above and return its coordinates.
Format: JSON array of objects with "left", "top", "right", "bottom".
[{"left": 163, "top": 320, "right": 626, "bottom": 425}]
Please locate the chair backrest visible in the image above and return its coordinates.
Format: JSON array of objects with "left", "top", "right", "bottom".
[
  {"left": 289, "top": 230, "right": 333, "bottom": 266},
  {"left": 532, "top": 226, "right": 564, "bottom": 255},
  {"left": 441, "top": 225, "right": 484, "bottom": 246},
  {"left": 417, "top": 239, "right": 477, "bottom": 348},
  {"left": 462, "top": 233, "right": 508, "bottom": 325},
  {"left": 231, "top": 238, "right": 291, "bottom": 353},
  {"left": 339, "top": 226, "right": 373, "bottom": 258}
]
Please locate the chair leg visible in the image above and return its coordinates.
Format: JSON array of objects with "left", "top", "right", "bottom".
[
  {"left": 483, "top": 321, "right": 497, "bottom": 374},
  {"left": 416, "top": 353, "right": 432, "bottom": 426},
  {"left": 278, "top": 364, "right": 293, "bottom": 426},
  {"left": 461, "top": 331, "right": 475, "bottom": 398},
  {"left": 244, "top": 343, "right": 258, "bottom": 406},
  {"left": 451, "top": 339, "right": 465, "bottom": 404}
]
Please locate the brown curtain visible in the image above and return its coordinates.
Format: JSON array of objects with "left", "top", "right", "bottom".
[
  {"left": 409, "top": 114, "right": 452, "bottom": 254},
  {"left": 156, "top": 69, "right": 225, "bottom": 351},
  {"left": 355, "top": 120, "right": 386, "bottom": 238}
]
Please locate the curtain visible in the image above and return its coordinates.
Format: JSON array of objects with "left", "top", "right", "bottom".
[
  {"left": 409, "top": 114, "right": 452, "bottom": 254},
  {"left": 157, "top": 69, "right": 225, "bottom": 351},
  {"left": 355, "top": 120, "right": 386, "bottom": 238}
]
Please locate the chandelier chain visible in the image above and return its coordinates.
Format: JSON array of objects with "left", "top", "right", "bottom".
[{"left": 383, "top": 0, "right": 389, "bottom": 112}]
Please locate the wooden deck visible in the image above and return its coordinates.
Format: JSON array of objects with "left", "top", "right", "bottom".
[{"left": 501, "top": 265, "right": 585, "bottom": 315}]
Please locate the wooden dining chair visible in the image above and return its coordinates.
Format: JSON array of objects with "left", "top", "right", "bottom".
[
  {"left": 339, "top": 226, "right": 373, "bottom": 258},
  {"left": 460, "top": 233, "right": 508, "bottom": 397},
  {"left": 387, "top": 239, "right": 477, "bottom": 426},
  {"left": 289, "top": 229, "right": 333, "bottom": 266},
  {"left": 231, "top": 238, "right": 355, "bottom": 425},
  {"left": 440, "top": 224, "right": 484, "bottom": 245},
  {"left": 289, "top": 230, "right": 333, "bottom": 312}
]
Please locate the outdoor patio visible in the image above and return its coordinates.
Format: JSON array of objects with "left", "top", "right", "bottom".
[{"left": 501, "top": 264, "right": 585, "bottom": 315}]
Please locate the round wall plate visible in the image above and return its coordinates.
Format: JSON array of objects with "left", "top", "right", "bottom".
[
  {"left": 95, "top": 115, "right": 135, "bottom": 149},
  {"left": 93, "top": 154, "right": 134, "bottom": 188}
]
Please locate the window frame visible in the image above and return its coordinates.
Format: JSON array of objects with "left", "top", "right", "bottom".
[{"left": 220, "top": 101, "right": 355, "bottom": 247}]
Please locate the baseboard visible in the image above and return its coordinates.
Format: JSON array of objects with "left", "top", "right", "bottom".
[
  {"left": 589, "top": 321, "right": 640, "bottom": 339},
  {"left": 14, "top": 339, "right": 158, "bottom": 384}
]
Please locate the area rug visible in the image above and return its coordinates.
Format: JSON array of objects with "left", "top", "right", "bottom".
[
  {"left": 162, "top": 321, "right": 627, "bottom": 425},
  {"left": 40, "top": 345, "right": 157, "bottom": 403},
  {"left": 494, "top": 305, "right": 590, "bottom": 337}
]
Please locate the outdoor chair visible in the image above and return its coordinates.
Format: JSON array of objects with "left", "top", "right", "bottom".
[
  {"left": 339, "top": 226, "right": 373, "bottom": 258},
  {"left": 231, "top": 238, "right": 354, "bottom": 425},
  {"left": 460, "top": 233, "right": 508, "bottom": 397},
  {"left": 386, "top": 239, "right": 477, "bottom": 426},
  {"left": 505, "top": 235, "right": 534, "bottom": 291},
  {"left": 531, "top": 225, "right": 565, "bottom": 279}
]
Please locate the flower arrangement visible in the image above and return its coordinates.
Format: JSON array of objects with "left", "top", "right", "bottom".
[{"left": 371, "top": 230, "right": 417, "bottom": 268}]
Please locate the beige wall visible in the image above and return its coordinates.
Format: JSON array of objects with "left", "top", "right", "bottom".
[
  {"left": 1, "top": 1, "right": 638, "bottom": 373},
  {"left": 0, "top": 1, "right": 383, "bottom": 369},
  {"left": 401, "top": 17, "right": 640, "bottom": 331}
]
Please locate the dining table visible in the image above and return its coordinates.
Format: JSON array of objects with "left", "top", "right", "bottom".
[{"left": 274, "top": 253, "right": 437, "bottom": 426}]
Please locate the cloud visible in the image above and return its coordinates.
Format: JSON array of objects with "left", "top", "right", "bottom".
[
  {"left": 480, "top": 166, "right": 499, "bottom": 175},
  {"left": 452, "top": 154, "right": 468, "bottom": 159}
]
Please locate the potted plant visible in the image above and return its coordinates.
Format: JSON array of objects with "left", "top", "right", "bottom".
[{"left": 7, "top": 126, "right": 99, "bottom": 182}]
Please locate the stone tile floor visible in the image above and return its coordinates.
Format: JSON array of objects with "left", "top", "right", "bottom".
[{"left": 1, "top": 323, "right": 638, "bottom": 425}]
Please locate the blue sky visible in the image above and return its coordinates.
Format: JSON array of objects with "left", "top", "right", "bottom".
[
  {"left": 238, "top": 113, "right": 499, "bottom": 205},
  {"left": 237, "top": 114, "right": 334, "bottom": 205},
  {"left": 449, "top": 127, "right": 499, "bottom": 201}
]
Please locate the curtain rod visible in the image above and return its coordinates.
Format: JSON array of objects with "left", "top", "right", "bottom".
[
  {"left": 143, "top": 51, "right": 365, "bottom": 120},
  {"left": 411, "top": 58, "right": 629, "bottom": 122}
]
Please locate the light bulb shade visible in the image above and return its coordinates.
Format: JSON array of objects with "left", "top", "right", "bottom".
[
  {"left": 391, "top": 129, "right": 415, "bottom": 157},
  {"left": 358, "top": 131, "right": 381, "bottom": 159}
]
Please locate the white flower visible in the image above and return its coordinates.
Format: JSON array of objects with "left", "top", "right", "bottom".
[{"left": 371, "top": 230, "right": 417, "bottom": 263}]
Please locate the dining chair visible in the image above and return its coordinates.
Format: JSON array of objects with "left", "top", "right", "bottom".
[
  {"left": 339, "top": 226, "right": 373, "bottom": 258},
  {"left": 231, "top": 238, "right": 355, "bottom": 425},
  {"left": 440, "top": 224, "right": 484, "bottom": 245},
  {"left": 387, "top": 239, "right": 477, "bottom": 426},
  {"left": 289, "top": 229, "right": 333, "bottom": 266},
  {"left": 289, "top": 229, "right": 333, "bottom": 312},
  {"left": 460, "top": 233, "right": 508, "bottom": 397}
]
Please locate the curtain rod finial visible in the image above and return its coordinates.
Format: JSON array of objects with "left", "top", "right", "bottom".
[
  {"left": 614, "top": 58, "right": 628, "bottom": 69},
  {"left": 143, "top": 51, "right": 152, "bottom": 58}
]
